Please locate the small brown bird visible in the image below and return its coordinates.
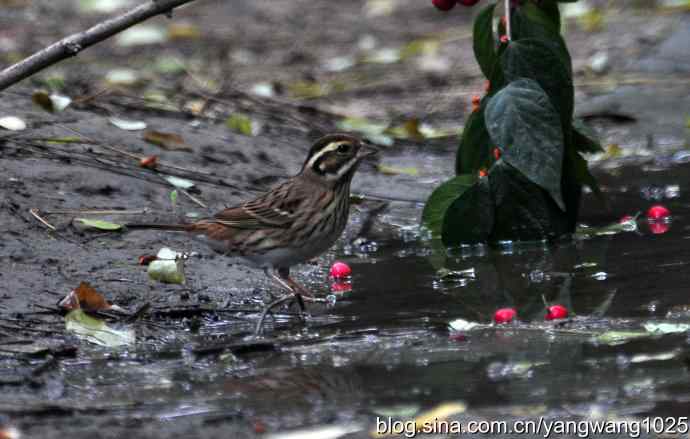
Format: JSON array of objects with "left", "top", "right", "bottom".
[{"left": 127, "top": 134, "right": 376, "bottom": 334}]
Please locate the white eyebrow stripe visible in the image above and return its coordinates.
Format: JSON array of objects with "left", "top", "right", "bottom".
[{"left": 305, "top": 141, "right": 348, "bottom": 170}]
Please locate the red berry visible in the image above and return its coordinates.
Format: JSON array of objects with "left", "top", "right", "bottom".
[
  {"left": 139, "top": 155, "right": 158, "bottom": 169},
  {"left": 458, "top": 0, "right": 481, "bottom": 5},
  {"left": 329, "top": 261, "right": 352, "bottom": 278},
  {"left": 545, "top": 304, "right": 568, "bottom": 321},
  {"left": 478, "top": 168, "right": 488, "bottom": 178},
  {"left": 493, "top": 147, "right": 501, "bottom": 160},
  {"left": 646, "top": 204, "right": 670, "bottom": 221},
  {"left": 648, "top": 221, "right": 670, "bottom": 235},
  {"left": 494, "top": 308, "right": 517, "bottom": 324},
  {"left": 431, "top": 0, "right": 457, "bottom": 11},
  {"left": 331, "top": 281, "right": 352, "bottom": 293},
  {"left": 138, "top": 254, "right": 157, "bottom": 265},
  {"left": 500, "top": 35, "right": 510, "bottom": 44},
  {"left": 619, "top": 215, "right": 634, "bottom": 224}
]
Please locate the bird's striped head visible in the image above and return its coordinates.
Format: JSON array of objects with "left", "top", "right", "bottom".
[{"left": 301, "top": 134, "right": 376, "bottom": 184}]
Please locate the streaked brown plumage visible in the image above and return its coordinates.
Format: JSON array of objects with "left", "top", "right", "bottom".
[{"left": 127, "top": 134, "right": 376, "bottom": 333}]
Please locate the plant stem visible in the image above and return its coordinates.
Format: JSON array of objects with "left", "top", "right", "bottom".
[{"left": 504, "top": 0, "right": 512, "bottom": 41}]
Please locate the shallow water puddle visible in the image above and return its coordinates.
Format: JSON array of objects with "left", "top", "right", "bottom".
[{"left": 5, "top": 161, "right": 690, "bottom": 437}]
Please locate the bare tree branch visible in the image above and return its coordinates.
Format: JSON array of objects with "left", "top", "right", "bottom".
[{"left": 0, "top": 0, "right": 198, "bottom": 91}]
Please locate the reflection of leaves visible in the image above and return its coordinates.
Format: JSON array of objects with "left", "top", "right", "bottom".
[
  {"left": 143, "top": 130, "right": 191, "bottom": 151},
  {"left": 76, "top": 218, "right": 122, "bottom": 231},
  {"left": 65, "top": 310, "right": 135, "bottom": 347}
]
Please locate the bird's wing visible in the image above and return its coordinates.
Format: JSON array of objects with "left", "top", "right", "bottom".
[{"left": 210, "top": 181, "right": 306, "bottom": 229}]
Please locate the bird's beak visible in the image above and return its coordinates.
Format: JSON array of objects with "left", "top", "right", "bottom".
[{"left": 357, "top": 143, "right": 379, "bottom": 159}]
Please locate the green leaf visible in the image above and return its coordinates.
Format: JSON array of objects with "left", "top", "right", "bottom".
[
  {"left": 572, "top": 119, "right": 604, "bottom": 153},
  {"left": 501, "top": 38, "right": 574, "bottom": 131},
  {"left": 520, "top": 1, "right": 561, "bottom": 36},
  {"left": 226, "top": 113, "right": 256, "bottom": 136},
  {"left": 76, "top": 218, "right": 122, "bottom": 231},
  {"left": 473, "top": 3, "right": 499, "bottom": 80},
  {"left": 442, "top": 177, "right": 494, "bottom": 245},
  {"left": 65, "top": 309, "right": 135, "bottom": 347},
  {"left": 455, "top": 105, "right": 492, "bottom": 175},
  {"left": 422, "top": 175, "right": 477, "bottom": 238},
  {"left": 510, "top": 5, "right": 572, "bottom": 74},
  {"left": 488, "top": 162, "right": 570, "bottom": 241},
  {"left": 485, "top": 78, "right": 565, "bottom": 210}
]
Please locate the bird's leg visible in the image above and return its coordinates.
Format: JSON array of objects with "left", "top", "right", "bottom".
[
  {"left": 276, "top": 267, "right": 307, "bottom": 314},
  {"left": 255, "top": 267, "right": 304, "bottom": 335},
  {"left": 255, "top": 294, "right": 296, "bottom": 335}
]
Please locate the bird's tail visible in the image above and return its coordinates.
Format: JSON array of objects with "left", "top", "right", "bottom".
[{"left": 125, "top": 223, "right": 191, "bottom": 231}]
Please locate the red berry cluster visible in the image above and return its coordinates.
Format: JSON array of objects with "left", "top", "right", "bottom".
[{"left": 431, "top": 0, "right": 481, "bottom": 12}]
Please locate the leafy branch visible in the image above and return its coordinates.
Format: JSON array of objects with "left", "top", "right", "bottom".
[{"left": 425, "top": 0, "right": 603, "bottom": 245}]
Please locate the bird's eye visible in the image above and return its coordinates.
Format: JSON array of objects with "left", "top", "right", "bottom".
[{"left": 336, "top": 143, "right": 351, "bottom": 154}]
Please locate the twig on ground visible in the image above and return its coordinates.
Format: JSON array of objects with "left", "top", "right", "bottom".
[
  {"left": 0, "top": 0, "right": 199, "bottom": 91},
  {"left": 29, "top": 208, "right": 56, "bottom": 231}
]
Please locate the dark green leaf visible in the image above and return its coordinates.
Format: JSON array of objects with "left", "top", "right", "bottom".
[
  {"left": 511, "top": 5, "right": 571, "bottom": 74},
  {"left": 422, "top": 174, "right": 477, "bottom": 238},
  {"left": 572, "top": 118, "right": 604, "bottom": 153},
  {"left": 502, "top": 38, "right": 574, "bottom": 131},
  {"left": 485, "top": 78, "right": 565, "bottom": 210},
  {"left": 455, "top": 104, "right": 492, "bottom": 175},
  {"left": 442, "top": 177, "right": 493, "bottom": 245},
  {"left": 489, "top": 162, "right": 570, "bottom": 241},
  {"left": 473, "top": 3, "right": 500, "bottom": 80},
  {"left": 520, "top": 1, "right": 561, "bottom": 36}
]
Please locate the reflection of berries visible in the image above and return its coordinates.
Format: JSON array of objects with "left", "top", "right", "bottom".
[
  {"left": 431, "top": 0, "right": 457, "bottom": 11},
  {"left": 494, "top": 308, "right": 516, "bottom": 323},
  {"left": 331, "top": 281, "right": 352, "bottom": 293},
  {"left": 458, "top": 0, "right": 481, "bottom": 5},
  {"left": 646, "top": 204, "right": 670, "bottom": 220},
  {"left": 330, "top": 261, "right": 352, "bottom": 278},
  {"left": 648, "top": 222, "right": 670, "bottom": 235},
  {"left": 545, "top": 305, "right": 568, "bottom": 320}
]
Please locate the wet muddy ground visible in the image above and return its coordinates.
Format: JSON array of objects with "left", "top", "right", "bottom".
[{"left": 1, "top": 0, "right": 690, "bottom": 437}]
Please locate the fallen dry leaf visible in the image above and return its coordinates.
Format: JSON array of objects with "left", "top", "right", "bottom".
[
  {"left": 143, "top": 130, "right": 192, "bottom": 151},
  {"left": 58, "top": 282, "right": 112, "bottom": 312}
]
